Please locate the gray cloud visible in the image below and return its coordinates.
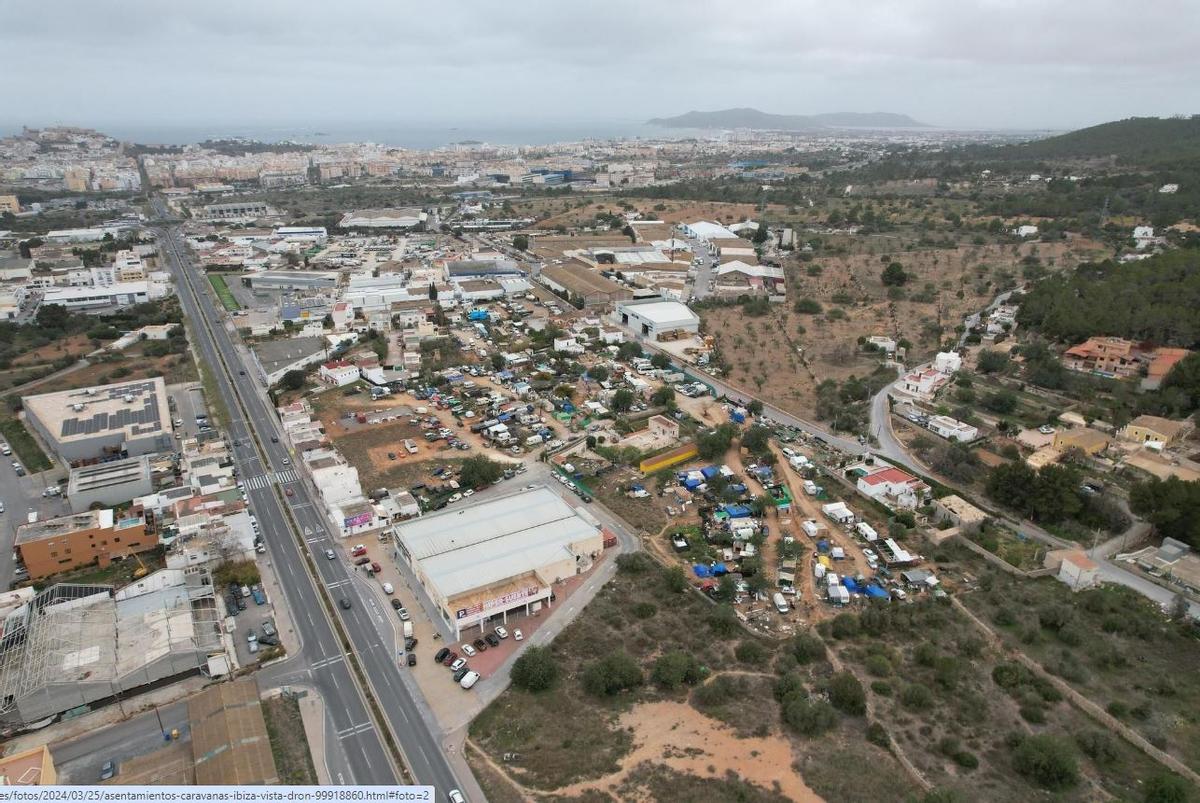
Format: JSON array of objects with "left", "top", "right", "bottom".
[{"left": 1, "top": 0, "right": 1198, "bottom": 135}]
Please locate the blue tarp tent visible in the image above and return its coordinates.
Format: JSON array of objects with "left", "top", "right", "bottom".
[
  {"left": 728, "top": 483, "right": 747, "bottom": 495},
  {"left": 712, "top": 564, "right": 729, "bottom": 575},
  {"left": 817, "top": 539, "right": 830, "bottom": 553},
  {"left": 693, "top": 565, "right": 712, "bottom": 578},
  {"left": 468, "top": 309, "right": 489, "bottom": 321},
  {"left": 723, "top": 504, "right": 752, "bottom": 518},
  {"left": 701, "top": 466, "right": 721, "bottom": 479},
  {"left": 683, "top": 478, "right": 702, "bottom": 490},
  {"left": 842, "top": 577, "right": 862, "bottom": 593},
  {"left": 865, "top": 584, "right": 890, "bottom": 599},
  {"left": 497, "top": 370, "right": 514, "bottom": 380}
]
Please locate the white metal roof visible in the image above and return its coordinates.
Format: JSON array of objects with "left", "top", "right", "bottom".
[
  {"left": 618, "top": 300, "right": 700, "bottom": 328},
  {"left": 396, "top": 487, "right": 600, "bottom": 600}
]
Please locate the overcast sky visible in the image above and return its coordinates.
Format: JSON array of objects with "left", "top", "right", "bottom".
[{"left": 2, "top": 0, "right": 1198, "bottom": 137}]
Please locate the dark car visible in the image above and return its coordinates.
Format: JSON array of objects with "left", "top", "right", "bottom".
[
  {"left": 339, "top": 598, "right": 352, "bottom": 610},
  {"left": 407, "top": 653, "right": 417, "bottom": 667},
  {"left": 405, "top": 636, "right": 417, "bottom": 651},
  {"left": 239, "top": 370, "right": 246, "bottom": 375},
  {"left": 390, "top": 598, "right": 403, "bottom": 610},
  {"left": 452, "top": 665, "right": 471, "bottom": 682},
  {"left": 434, "top": 647, "right": 450, "bottom": 663},
  {"left": 484, "top": 633, "right": 500, "bottom": 648},
  {"left": 100, "top": 760, "right": 117, "bottom": 781},
  {"left": 441, "top": 650, "right": 458, "bottom": 667},
  {"left": 236, "top": 596, "right": 247, "bottom": 611},
  {"left": 388, "top": 452, "right": 396, "bottom": 460},
  {"left": 270, "top": 436, "right": 278, "bottom": 443},
  {"left": 354, "top": 556, "right": 371, "bottom": 566},
  {"left": 473, "top": 638, "right": 487, "bottom": 652}
]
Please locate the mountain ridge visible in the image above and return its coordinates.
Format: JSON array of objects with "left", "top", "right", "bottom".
[{"left": 647, "top": 107, "right": 929, "bottom": 130}]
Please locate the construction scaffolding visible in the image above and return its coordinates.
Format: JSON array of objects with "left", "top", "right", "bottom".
[{"left": 0, "top": 567, "right": 225, "bottom": 725}]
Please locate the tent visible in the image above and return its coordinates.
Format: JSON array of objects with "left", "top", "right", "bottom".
[
  {"left": 701, "top": 465, "right": 721, "bottom": 479},
  {"left": 842, "top": 577, "right": 862, "bottom": 593},
  {"left": 817, "top": 539, "right": 830, "bottom": 554},
  {"left": 864, "top": 584, "right": 890, "bottom": 599},
  {"left": 693, "top": 564, "right": 712, "bottom": 578},
  {"left": 723, "top": 504, "right": 753, "bottom": 518}
]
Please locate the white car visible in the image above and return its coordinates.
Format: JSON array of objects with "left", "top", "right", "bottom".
[
  {"left": 862, "top": 548, "right": 878, "bottom": 560},
  {"left": 382, "top": 582, "right": 394, "bottom": 595},
  {"left": 449, "top": 791, "right": 466, "bottom": 803},
  {"left": 325, "top": 549, "right": 336, "bottom": 560},
  {"left": 513, "top": 628, "right": 524, "bottom": 641},
  {"left": 459, "top": 671, "right": 480, "bottom": 690},
  {"left": 449, "top": 657, "right": 467, "bottom": 672},
  {"left": 461, "top": 644, "right": 477, "bottom": 657},
  {"left": 463, "top": 489, "right": 475, "bottom": 497},
  {"left": 449, "top": 493, "right": 463, "bottom": 503},
  {"left": 494, "top": 625, "right": 508, "bottom": 640}
]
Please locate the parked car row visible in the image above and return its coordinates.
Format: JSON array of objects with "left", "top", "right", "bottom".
[{"left": 433, "top": 646, "right": 481, "bottom": 689}]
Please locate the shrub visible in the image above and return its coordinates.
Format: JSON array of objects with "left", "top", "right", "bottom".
[
  {"left": 1075, "top": 731, "right": 1119, "bottom": 765},
  {"left": 794, "top": 297, "right": 823, "bottom": 314},
  {"left": 1012, "top": 734, "right": 1079, "bottom": 790},
  {"left": 828, "top": 672, "right": 866, "bottom": 716},
  {"left": 706, "top": 605, "right": 739, "bottom": 636},
  {"left": 734, "top": 640, "right": 769, "bottom": 665},
  {"left": 1019, "top": 705, "right": 1046, "bottom": 724},
  {"left": 870, "top": 680, "right": 893, "bottom": 696},
  {"left": 631, "top": 601, "right": 657, "bottom": 619},
  {"left": 582, "top": 651, "right": 643, "bottom": 696},
  {"left": 510, "top": 646, "right": 559, "bottom": 692},
  {"left": 1143, "top": 773, "right": 1191, "bottom": 803},
  {"left": 864, "top": 654, "right": 892, "bottom": 677},
  {"left": 1106, "top": 700, "right": 1129, "bottom": 719},
  {"left": 866, "top": 721, "right": 890, "bottom": 748},
  {"left": 651, "top": 651, "right": 706, "bottom": 690},
  {"left": 901, "top": 683, "right": 934, "bottom": 711},
  {"left": 830, "top": 612, "right": 861, "bottom": 639},
  {"left": 616, "top": 552, "right": 655, "bottom": 574},
  {"left": 791, "top": 631, "right": 826, "bottom": 663},
  {"left": 692, "top": 675, "right": 736, "bottom": 708},
  {"left": 781, "top": 696, "right": 837, "bottom": 737}
]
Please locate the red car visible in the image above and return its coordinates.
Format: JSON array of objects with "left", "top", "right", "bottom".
[
  {"left": 285, "top": 488, "right": 294, "bottom": 497},
  {"left": 350, "top": 545, "right": 367, "bottom": 557},
  {"left": 370, "top": 562, "right": 382, "bottom": 575},
  {"left": 441, "top": 650, "right": 457, "bottom": 667}
]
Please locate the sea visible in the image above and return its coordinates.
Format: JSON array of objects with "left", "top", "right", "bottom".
[{"left": 0, "top": 120, "right": 696, "bottom": 149}]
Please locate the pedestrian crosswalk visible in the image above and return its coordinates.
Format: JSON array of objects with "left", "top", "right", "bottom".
[{"left": 245, "top": 470, "right": 300, "bottom": 491}]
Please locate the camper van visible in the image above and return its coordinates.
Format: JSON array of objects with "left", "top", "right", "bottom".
[{"left": 771, "top": 592, "right": 789, "bottom": 614}]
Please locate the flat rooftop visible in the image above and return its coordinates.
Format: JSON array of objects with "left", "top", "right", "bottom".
[
  {"left": 16, "top": 508, "right": 127, "bottom": 544},
  {"left": 395, "top": 487, "right": 600, "bottom": 600},
  {"left": 252, "top": 336, "right": 327, "bottom": 375},
  {"left": 24, "top": 377, "right": 169, "bottom": 444},
  {"left": 68, "top": 455, "right": 152, "bottom": 494},
  {"left": 618, "top": 299, "right": 700, "bottom": 327}
]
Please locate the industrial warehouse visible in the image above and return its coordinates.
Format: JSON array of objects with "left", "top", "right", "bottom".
[
  {"left": 0, "top": 568, "right": 226, "bottom": 725},
  {"left": 22, "top": 377, "right": 174, "bottom": 464},
  {"left": 392, "top": 487, "right": 604, "bottom": 639}
]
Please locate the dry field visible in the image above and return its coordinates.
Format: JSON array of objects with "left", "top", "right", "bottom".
[{"left": 703, "top": 238, "right": 1106, "bottom": 420}]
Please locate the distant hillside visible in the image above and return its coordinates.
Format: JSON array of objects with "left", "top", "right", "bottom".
[
  {"left": 1000, "top": 116, "right": 1200, "bottom": 164},
  {"left": 647, "top": 108, "right": 928, "bottom": 130}
]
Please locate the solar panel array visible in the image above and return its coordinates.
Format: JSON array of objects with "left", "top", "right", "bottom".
[{"left": 59, "top": 380, "right": 162, "bottom": 438}]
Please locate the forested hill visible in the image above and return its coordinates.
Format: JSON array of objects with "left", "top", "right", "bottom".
[
  {"left": 1016, "top": 249, "right": 1200, "bottom": 348},
  {"left": 997, "top": 116, "right": 1200, "bottom": 164}
]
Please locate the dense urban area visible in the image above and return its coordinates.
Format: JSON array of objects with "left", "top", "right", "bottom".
[{"left": 0, "top": 112, "right": 1198, "bottom": 803}]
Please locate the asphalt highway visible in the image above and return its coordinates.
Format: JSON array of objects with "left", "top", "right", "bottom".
[{"left": 155, "top": 208, "right": 466, "bottom": 794}]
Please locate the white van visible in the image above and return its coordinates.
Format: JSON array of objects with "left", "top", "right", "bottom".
[
  {"left": 402, "top": 621, "right": 413, "bottom": 639},
  {"left": 772, "top": 592, "right": 789, "bottom": 614}
]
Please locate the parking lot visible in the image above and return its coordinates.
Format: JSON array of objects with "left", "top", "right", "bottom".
[{"left": 221, "top": 581, "right": 281, "bottom": 668}]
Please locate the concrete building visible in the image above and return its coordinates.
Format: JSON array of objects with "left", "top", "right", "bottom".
[
  {"left": 927, "top": 415, "right": 978, "bottom": 442},
  {"left": 614, "top": 298, "right": 700, "bottom": 341},
  {"left": 199, "top": 201, "right": 269, "bottom": 222},
  {"left": 318, "top": 360, "right": 360, "bottom": 387},
  {"left": 1119, "top": 415, "right": 1193, "bottom": 447},
  {"left": 0, "top": 195, "right": 20, "bottom": 215},
  {"left": 856, "top": 465, "right": 928, "bottom": 510},
  {"left": 15, "top": 508, "right": 153, "bottom": 580},
  {"left": 539, "top": 261, "right": 632, "bottom": 308},
  {"left": 339, "top": 208, "right": 425, "bottom": 229},
  {"left": 188, "top": 679, "right": 279, "bottom": 785},
  {"left": 1052, "top": 427, "right": 1111, "bottom": 456},
  {"left": 41, "top": 280, "right": 155, "bottom": 311},
  {"left": 933, "top": 494, "right": 987, "bottom": 528},
  {"left": 393, "top": 487, "right": 605, "bottom": 639},
  {"left": 66, "top": 455, "right": 154, "bottom": 513},
  {"left": 245, "top": 271, "right": 338, "bottom": 291},
  {"left": 0, "top": 568, "right": 223, "bottom": 725},
  {"left": 251, "top": 336, "right": 329, "bottom": 385},
  {"left": 445, "top": 259, "right": 522, "bottom": 281},
  {"left": 1054, "top": 551, "right": 1100, "bottom": 591},
  {"left": 24, "top": 377, "right": 173, "bottom": 464},
  {"left": 933, "top": 351, "right": 963, "bottom": 374}
]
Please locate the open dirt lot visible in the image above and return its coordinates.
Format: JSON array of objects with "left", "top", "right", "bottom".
[{"left": 702, "top": 239, "right": 1105, "bottom": 421}]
